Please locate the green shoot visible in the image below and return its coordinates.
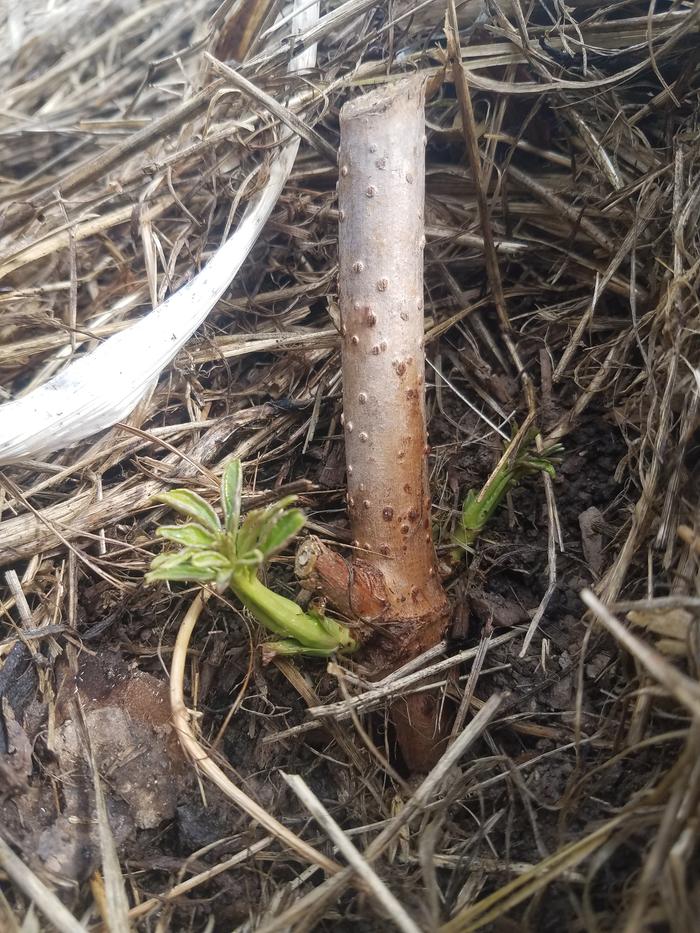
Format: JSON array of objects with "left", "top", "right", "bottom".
[
  {"left": 146, "top": 460, "right": 357, "bottom": 659},
  {"left": 453, "top": 430, "right": 562, "bottom": 554}
]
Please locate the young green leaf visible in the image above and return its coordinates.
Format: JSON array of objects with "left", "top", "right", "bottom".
[
  {"left": 452, "top": 436, "right": 564, "bottom": 555},
  {"left": 233, "top": 550, "right": 265, "bottom": 569},
  {"left": 257, "top": 509, "right": 306, "bottom": 558},
  {"left": 145, "top": 564, "right": 218, "bottom": 584},
  {"left": 237, "top": 496, "right": 299, "bottom": 558},
  {"left": 521, "top": 456, "right": 557, "bottom": 478},
  {"left": 256, "top": 496, "right": 298, "bottom": 529},
  {"left": 221, "top": 459, "right": 243, "bottom": 537},
  {"left": 261, "top": 639, "right": 341, "bottom": 662},
  {"left": 156, "top": 524, "right": 217, "bottom": 549},
  {"left": 147, "top": 461, "right": 357, "bottom": 658},
  {"left": 189, "top": 550, "right": 232, "bottom": 571},
  {"left": 236, "top": 510, "right": 266, "bottom": 560},
  {"left": 231, "top": 574, "right": 355, "bottom": 651},
  {"left": 150, "top": 549, "right": 199, "bottom": 570},
  {"left": 155, "top": 489, "right": 221, "bottom": 533}
]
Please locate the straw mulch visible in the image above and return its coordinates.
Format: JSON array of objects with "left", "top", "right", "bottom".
[{"left": 1, "top": 1, "right": 699, "bottom": 930}]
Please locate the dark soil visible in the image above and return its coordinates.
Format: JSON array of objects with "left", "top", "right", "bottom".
[{"left": 1, "top": 401, "right": 640, "bottom": 931}]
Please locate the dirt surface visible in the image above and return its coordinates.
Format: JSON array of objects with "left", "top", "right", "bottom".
[{"left": 0, "top": 404, "right": 652, "bottom": 929}]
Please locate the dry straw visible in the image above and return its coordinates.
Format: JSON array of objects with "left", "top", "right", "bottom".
[{"left": 1, "top": 0, "right": 699, "bottom": 930}]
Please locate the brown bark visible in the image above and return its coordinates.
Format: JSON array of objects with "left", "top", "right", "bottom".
[
  {"left": 297, "top": 533, "right": 450, "bottom": 771},
  {"left": 296, "top": 535, "right": 388, "bottom": 622},
  {"left": 299, "top": 78, "right": 451, "bottom": 770},
  {"left": 338, "top": 77, "right": 442, "bottom": 614}
]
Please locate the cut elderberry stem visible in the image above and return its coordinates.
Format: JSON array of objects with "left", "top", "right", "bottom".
[{"left": 299, "top": 77, "right": 451, "bottom": 771}]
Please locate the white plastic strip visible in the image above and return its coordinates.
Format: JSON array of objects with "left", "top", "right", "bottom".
[{"left": 0, "top": 0, "right": 319, "bottom": 465}]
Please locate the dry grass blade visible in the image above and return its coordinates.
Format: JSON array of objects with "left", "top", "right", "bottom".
[
  {"left": 0, "top": 890, "right": 21, "bottom": 933},
  {"left": 0, "top": 141, "right": 301, "bottom": 464},
  {"left": 439, "top": 814, "right": 624, "bottom": 932},
  {"left": 307, "top": 632, "right": 517, "bottom": 721},
  {"left": 205, "top": 53, "right": 337, "bottom": 163},
  {"left": 0, "top": 836, "right": 88, "bottom": 933},
  {"left": 446, "top": 0, "right": 512, "bottom": 343},
  {"left": 127, "top": 836, "right": 273, "bottom": 920},
  {"left": 0, "top": 0, "right": 320, "bottom": 466},
  {"left": 256, "top": 694, "right": 504, "bottom": 932},
  {"left": 678, "top": 525, "right": 700, "bottom": 556},
  {"left": 72, "top": 701, "right": 130, "bottom": 933},
  {"left": 283, "top": 772, "right": 423, "bottom": 933},
  {"left": 169, "top": 590, "right": 340, "bottom": 875},
  {"left": 581, "top": 590, "right": 700, "bottom": 717},
  {"left": 2, "top": 0, "right": 700, "bottom": 926}
]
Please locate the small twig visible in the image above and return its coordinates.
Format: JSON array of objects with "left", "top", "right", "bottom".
[
  {"left": 426, "top": 358, "right": 511, "bottom": 439},
  {"left": 4, "top": 570, "right": 33, "bottom": 628},
  {"left": 308, "top": 631, "right": 518, "bottom": 721},
  {"left": 520, "top": 470, "right": 559, "bottom": 656},
  {"left": 445, "top": 1, "right": 511, "bottom": 336},
  {"left": 264, "top": 664, "right": 510, "bottom": 745},
  {"left": 337, "top": 670, "right": 412, "bottom": 794},
  {"left": 449, "top": 626, "right": 490, "bottom": 741},
  {"left": 273, "top": 657, "right": 388, "bottom": 810}
]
